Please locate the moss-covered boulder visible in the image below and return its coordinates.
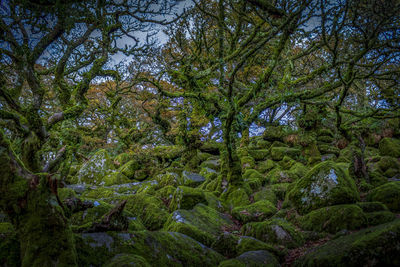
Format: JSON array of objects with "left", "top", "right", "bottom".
[
  {"left": 104, "top": 254, "right": 151, "bottom": 267},
  {"left": 77, "top": 149, "right": 115, "bottom": 184},
  {"left": 180, "top": 171, "right": 206, "bottom": 187},
  {"left": 119, "top": 160, "right": 141, "bottom": 180},
  {"left": 253, "top": 187, "right": 277, "bottom": 205},
  {"left": 295, "top": 219, "right": 400, "bottom": 266},
  {"left": 286, "top": 161, "right": 359, "bottom": 214},
  {"left": 242, "top": 218, "right": 304, "bottom": 248},
  {"left": 299, "top": 204, "right": 367, "bottom": 234},
  {"left": 101, "top": 172, "right": 131, "bottom": 186},
  {"left": 113, "top": 152, "right": 132, "bottom": 167},
  {"left": 77, "top": 230, "right": 224, "bottom": 267},
  {"left": 200, "top": 159, "right": 220, "bottom": 171},
  {"left": 235, "top": 250, "right": 279, "bottom": 267},
  {"left": 367, "top": 181, "right": 400, "bottom": 212},
  {"left": 258, "top": 159, "right": 277, "bottom": 174},
  {"left": 365, "top": 211, "right": 396, "bottom": 226},
  {"left": 232, "top": 200, "right": 277, "bottom": 223},
  {"left": 236, "top": 236, "right": 282, "bottom": 258},
  {"left": 270, "top": 147, "right": 301, "bottom": 161},
  {"left": 248, "top": 149, "right": 269, "bottom": 161},
  {"left": 241, "top": 156, "right": 256, "bottom": 170},
  {"left": 163, "top": 204, "right": 235, "bottom": 246},
  {"left": 379, "top": 137, "right": 400, "bottom": 157},
  {"left": 169, "top": 186, "right": 207, "bottom": 211},
  {"left": 211, "top": 233, "right": 239, "bottom": 258},
  {"left": 263, "top": 126, "right": 285, "bottom": 142},
  {"left": 121, "top": 193, "right": 168, "bottom": 230},
  {"left": 225, "top": 187, "right": 250, "bottom": 208},
  {"left": 153, "top": 145, "right": 185, "bottom": 161},
  {"left": 155, "top": 172, "right": 180, "bottom": 187}
]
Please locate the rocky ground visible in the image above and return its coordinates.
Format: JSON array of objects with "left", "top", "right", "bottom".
[{"left": 1, "top": 129, "right": 400, "bottom": 266}]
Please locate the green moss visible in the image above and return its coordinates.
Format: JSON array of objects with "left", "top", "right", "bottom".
[
  {"left": 248, "top": 149, "right": 269, "bottom": 161},
  {"left": 119, "top": 160, "right": 141, "bottom": 180},
  {"left": 241, "top": 218, "right": 304, "bottom": 248},
  {"left": 271, "top": 183, "right": 290, "bottom": 201},
  {"left": 278, "top": 156, "right": 297, "bottom": 169},
  {"left": 365, "top": 211, "right": 396, "bottom": 226},
  {"left": 377, "top": 156, "right": 400, "bottom": 172},
  {"left": 318, "top": 144, "right": 340, "bottom": 156},
  {"left": 299, "top": 204, "right": 367, "bottom": 234},
  {"left": 81, "top": 187, "right": 116, "bottom": 200},
  {"left": 263, "top": 126, "right": 285, "bottom": 142},
  {"left": 241, "top": 156, "right": 256, "bottom": 170},
  {"left": 58, "top": 187, "right": 77, "bottom": 202},
  {"left": 258, "top": 159, "right": 277, "bottom": 174},
  {"left": 317, "top": 135, "right": 334, "bottom": 143},
  {"left": 356, "top": 201, "right": 388, "bottom": 212},
  {"left": 295, "top": 219, "right": 400, "bottom": 266},
  {"left": 232, "top": 200, "right": 277, "bottom": 223},
  {"left": 200, "top": 159, "right": 220, "bottom": 171},
  {"left": 114, "top": 152, "right": 132, "bottom": 167},
  {"left": 163, "top": 204, "right": 235, "bottom": 246},
  {"left": 204, "top": 191, "right": 226, "bottom": 211},
  {"left": 253, "top": 187, "right": 277, "bottom": 205},
  {"left": 211, "top": 233, "right": 239, "bottom": 258},
  {"left": 270, "top": 147, "right": 301, "bottom": 161},
  {"left": 104, "top": 254, "right": 151, "bottom": 267},
  {"left": 288, "top": 162, "right": 308, "bottom": 179},
  {"left": 77, "top": 149, "right": 115, "bottom": 184},
  {"left": 102, "top": 172, "right": 131, "bottom": 186},
  {"left": 155, "top": 185, "right": 176, "bottom": 203},
  {"left": 236, "top": 236, "right": 283, "bottom": 258},
  {"left": 225, "top": 188, "right": 250, "bottom": 209},
  {"left": 379, "top": 137, "right": 400, "bottom": 157},
  {"left": 235, "top": 250, "right": 280, "bottom": 267},
  {"left": 153, "top": 145, "right": 185, "bottom": 161},
  {"left": 0, "top": 222, "right": 20, "bottom": 267},
  {"left": 169, "top": 186, "right": 207, "bottom": 211},
  {"left": 218, "top": 259, "right": 246, "bottom": 267},
  {"left": 286, "top": 161, "right": 360, "bottom": 214},
  {"left": 77, "top": 230, "right": 224, "bottom": 267},
  {"left": 367, "top": 182, "right": 400, "bottom": 212},
  {"left": 256, "top": 139, "right": 272, "bottom": 149},
  {"left": 317, "top": 129, "right": 334, "bottom": 138},
  {"left": 266, "top": 168, "right": 291, "bottom": 184},
  {"left": 121, "top": 193, "right": 169, "bottom": 230}
]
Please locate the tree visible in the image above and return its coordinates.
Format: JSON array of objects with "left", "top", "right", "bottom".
[{"left": 0, "top": 0, "right": 179, "bottom": 265}]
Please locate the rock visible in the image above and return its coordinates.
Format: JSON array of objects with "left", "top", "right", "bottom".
[
  {"left": 113, "top": 152, "right": 132, "bottom": 167},
  {"left": 119, "top": 160, "right": 140, "bottom": 179},
  {"left": 263, "top": 126, "right": 285, "bottom": 142},
  {"left": 286, "top": 161, "right": 359, "bottom": 214},
  {"left": 101, "top": 172, "right": 131, "bottom": 186},
  {"left": 235, "top": 250, "right": 280, "bottom": 267},
  {"left": 365, "top": 211, "right": 396, "bottom": 226},
  {"left": 156, "top": 172, "right": 180, "bottom": 187},
  {"left": 377, "top": 156, "right": 400, "bottom": 173},
  {"left": 236, "top": 236, "right": 281, "bottom": 258},
  {"left": 153, "top": 145, "right": 185, "bottom": 161},
  {"left": 121, "top": 193, "right": 169, "bottom": 230},
  {"left": 163, "top": 204, "right": 235, "bottom": 246},
  {"left": 181, "top": 171, "right": 206, "bottom": 187},
  {"left": 356, "top": 201, "right": 389, "bottom": 212},
  {"left": 258, "top": 159, "right": 277, "bottom": 173},
  {"left": 77, "top": 149, "right": 115, "bottom": 184},
  {"left": 242, "top": 218, "right": 304, "bottom": 248},
  {"left": 367, "top": 181, "right": 400, "bottom": 212},
  {"left": 77, "top": 230, "right": 224, "bottom": 266},
  {"left": 232, "top": 200, "right": 277, "bottom": 223},
  {"left": 299, "top": 204, "right": 367, "bottom": 234},
  {"left": 270, "top": 147, "right": 301, "bottom": 161},
  {"left": 200, "top": 159, "right": 220, "bottom": 170},
  {"left": 248, "top": 149, "right": 269, "bottom": 161},
  {"left": 253, "top": 187, "right": 277, "bottom": 205},
  {"left": 169, "top": 186, "right": 207, "bottom": 211},
  {"left": 379, "top": 137, "right": 400, "bottom": 157},
  {"left": 241, "top": 156, "right": 256, "bottom": 170},
  {"left": 295, "top": 219, "right": 400, "bottom": 266},
  {"left": 225, "top": 187, "right": 250, "bottom": 208},
  {"left": 211, "top": 233, "right": 239, "bottom": 258},
  {"left": 104, "top": 254, "right": 151, "bottom": 267}
]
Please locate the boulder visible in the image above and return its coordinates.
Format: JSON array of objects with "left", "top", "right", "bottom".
[
  {"left": 77, "top": 149, "right": 115, "bottom": 184},
  {"left": 299, "top": 204, "right": 367, "bottom": 234},
  {"left": 232, "top": 200, "right": 277, "bottom": 223},
  {"left": 286, "top": 161, "right": 359, "bottom": 214},
  {"left": 241, "top": 218, "right": 304, "bottom": 248},
  {"left": 379, "top": 137, "right": 400, "bottom": 157},
  {"left": 367, "top": 181, "right": 400, "bottom": 212},
  {"left": 170, "top": 186, "right": 207, "bottom": 211},
  {"left": 270, "top": 147, "right": 301, "bottom": 161},
  {"left": 181, "top": 171, "right": 206, "bottom": 187},
  {"left": 163, "top": 204, "right": 235, "bottom": 246},
  {"left": 295, "top": 219, "right": 400, "bottom": 266}
]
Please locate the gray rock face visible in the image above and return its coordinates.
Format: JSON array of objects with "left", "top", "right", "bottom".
[
  {"left": 181, "top": 171, "right": 206, "bottom": 186},
  {"left": 236, "top": 250, "right": 280, "bottom": 266}
]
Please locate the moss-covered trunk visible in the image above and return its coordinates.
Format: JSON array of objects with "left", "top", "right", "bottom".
[
  {"left": 222, "top": 110, "right": 242, "bottom": 185},
  {"left": 16, "top": 179, "right": 77, "bottom": 267},
  {"left": 0, "top": 131, "right": 77, "bottom": 266}
]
